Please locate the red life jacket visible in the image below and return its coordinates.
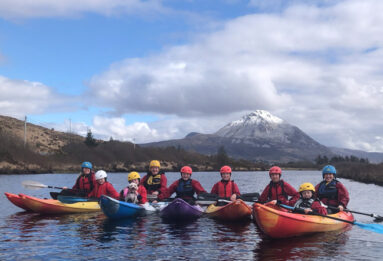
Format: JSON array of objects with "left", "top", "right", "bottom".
[
  {"left": 215, "top": 180, "right": 236, "bottom": 198},
  {"left": 73, "top": 172, "right": 96, "bottom": 193}
]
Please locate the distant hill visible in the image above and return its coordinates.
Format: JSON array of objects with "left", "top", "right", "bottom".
[
  {"left": 329, "top": 147, "right": 383, "bottom": 164},
  {"left": 142, "top": 110, "right": 334, "bottom": 163}
]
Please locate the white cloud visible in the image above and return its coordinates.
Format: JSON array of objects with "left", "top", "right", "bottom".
[{"left": 0, "top": 0, "right": 167, "bottom": 20}]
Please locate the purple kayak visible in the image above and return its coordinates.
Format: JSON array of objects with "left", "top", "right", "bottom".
[{"left": 160, "top": 198, "right": 203, "bottom": 221}]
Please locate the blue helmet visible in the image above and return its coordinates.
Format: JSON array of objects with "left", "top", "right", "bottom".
[
  {"left": 322, "top": 165, "right": 336, "bottom": 178},
  {"left": 81, "top": 161, "right": 93, "bottom": 169}
]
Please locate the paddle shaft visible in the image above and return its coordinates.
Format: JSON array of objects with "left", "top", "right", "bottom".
[{"left": 328, "top": 206, "right": 383, "bottom": 219}]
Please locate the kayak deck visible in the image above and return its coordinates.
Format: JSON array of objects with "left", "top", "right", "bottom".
[{"left": 205, "top": 199, "right": 252, "bottom": 220}]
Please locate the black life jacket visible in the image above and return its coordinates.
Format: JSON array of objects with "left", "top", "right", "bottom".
[
  {"left": 267, "top": 180, "right": 288, "bottom": 200},
  {"left": 143, "top": 171, "right": 165, "bottom": 192},
  {"left": 176, "top": 179, "right": 194, "bottom": 199},
  {"left": 294, "top": 198, "right": 315, "bottom": 209},
  {"left": 317, "top": 180, "right": 338, "bottom": 200}
]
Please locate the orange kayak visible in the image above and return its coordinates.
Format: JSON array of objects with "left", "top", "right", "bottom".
[
  {"left": 253, "top": 203, "right": 354, "bottom": 238},
  {"left": 205, "top": 199, "right": 252, "bottom": 220},
  {"left": 18, "top": 194, "right": 101, "bottom": 214},
  {"left": 5, "top": 192, "right": 34, "bottom": 212}
]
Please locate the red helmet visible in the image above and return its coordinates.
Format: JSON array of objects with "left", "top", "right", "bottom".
[
  {"left": 220, "top": 165, "right": 232, "bottom": 174},
  {"left": 180, "top": 166, "right": 192, "bottom": 175},
  {"left": 269, "top": 166, "right": 282, "bottom": 176}
]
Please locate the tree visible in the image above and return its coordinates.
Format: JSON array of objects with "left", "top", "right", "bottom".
[
  {"left": 216, "top": 146, "right": 229, "bottom": 167},
  {"left": 85, "top": 129, "right": 97, "bottom": 147}
]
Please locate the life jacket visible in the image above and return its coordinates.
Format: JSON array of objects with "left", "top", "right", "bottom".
[
  {"left": 74, "top": 172, "right": 95, "bottom": 193},
  {"left": 317, "top": 180, "right": 338, "bottom": 200},
  {"left": 176, "top": 179, "right": 194, "bottom": 199},
  {"left": 294, "top": 198, "right": 315, "bottom": 209},
  {"left": 267, "top": 180, "right": 288, "bottom": 200},
  {"left": 143, "top": 171, "right": 164, "bottom": 192},
  {"left": 216, "top": 180, "right": 235, "bottom": 198}
]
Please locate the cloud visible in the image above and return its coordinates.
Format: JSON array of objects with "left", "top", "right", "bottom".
[
  {"left": 85, "top": 0, "right": 383, "bottom": 151},
  {"left": 0, "top": 0, "right": 167, "bottom": 20},
  {"left": 0, "top": 75, "right": 77, "bottom": 118}
]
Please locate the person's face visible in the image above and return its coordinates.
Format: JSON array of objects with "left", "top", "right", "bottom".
[
  {"left": 150, "top": 166, "right": 159, "bottom": 175},
  {"left": 181, "top": 172, "right": 191, "bottom": 181},
  {"left": 324, "top": 173, "right": 334, "bottom": 182},
  {"left": 270, "top": 173, "right": 280, "bottom": 182},
  {"left": 130, "top": 179, "right": 139, "bottom": 185},
  {"left": 302, "top": 190, "right": 313, "bottom": 199},
  {"left": 83, "top": 168, "right": 91, "bottom": 175},
  {"left": 221, "top": 173, "right": 231, "bottom": 181},
  {"left": 97, "top": 178, "right": 105, "bottom": 185}
]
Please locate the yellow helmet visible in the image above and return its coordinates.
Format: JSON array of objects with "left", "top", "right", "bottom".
[
  {"left": 128, "top": 171, "right": 141, "bottom": 182},
  {"left": 299, "top": 182, "right": 315, "bottom": 193},
  {"left": 149, "top": 160, "right": 161, "bottom": 168}
]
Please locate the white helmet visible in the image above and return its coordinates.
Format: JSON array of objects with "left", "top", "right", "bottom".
[{"left": 95, "top": 170, "right": 107, "bottom": 180}]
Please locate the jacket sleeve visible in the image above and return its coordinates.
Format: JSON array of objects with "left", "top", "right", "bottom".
[
  {"left": 311, "top": 201, "right": 328, "bottom": 215},
  {"left": 284, "top": 182, "right": 300, "bottom": 204},
  {"left": 259, "top": 185, "right": 270, "bottom": 203},
  {"left": 139, "top": 175, "right": 147, "bottom": 187},
  {"left": 160, "top": 180, "right": 178, "bottom": 200},
  {"left": 107, "top": 183, "right": 120, "bottom": 200},
  {"left": 192, "top": 180, "right": 206, "bottom": 195},
  {"left": 138, "top": 186, "right": 147, "bottom": 204},
  {"left": 210, "top": 183, "right": 218, "bottom": 195},
  {"left": 288, "top": 196, "right": 299, "bottom": 207},
  {"left": 337, "top": 182, "right": 350, "bottom": 207},
  {"left": 87, "top": 187, "right": 96, "bottom": 198},
  {"left": 159, "top": 174, "right": 168, "bottom": 196},
  {"left": 233, "top": 182, "right": 241, "bottom": 196},
  {"left": 314, "top": 184, "right": 320, "bottom": 198}
]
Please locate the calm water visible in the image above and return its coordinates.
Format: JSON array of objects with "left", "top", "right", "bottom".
[{"left": 1, "top": 171, "right": 383, "bottom": 260}]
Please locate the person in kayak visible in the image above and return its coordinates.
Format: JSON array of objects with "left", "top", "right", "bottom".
[
  {"left": 140, "top": 160, "right": 167, "bottom": 202},
  {"left": 60, "top": 161, "right": 96, "bottom": 197},
  {"left": 315, "top": 165, "right": 349, "bottom": 214},
  {"left": 88, "top": 170, "right": 120, "bottom": 199},
  {"left": 210, "top": 165, "right": 240, "bottom": 203},
  {"left": 120, "top": 171, "right": 147, "bottom": 204},
  {"left": 289, "top": 182, "right": 327, "bottom": 215},
  {"left": 259, "top": 166, "right": 299, "bottom": 205},
  {"left": 163, "top": 166, "right": 206, "bottom": 204}
]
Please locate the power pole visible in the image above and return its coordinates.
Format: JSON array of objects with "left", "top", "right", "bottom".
[{"left": 24, "top": 116, "right": 27, "bottom": 148}]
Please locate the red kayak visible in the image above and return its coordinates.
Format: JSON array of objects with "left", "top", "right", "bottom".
[
  {"left": 205, "top": 199, "right": 252, "bottom": 220},
  {"left": 253, "top": 203, "right": 354, "bottom": 238},
  {"left": 4, "top": 192, "right": 34, "bottom": 212}
]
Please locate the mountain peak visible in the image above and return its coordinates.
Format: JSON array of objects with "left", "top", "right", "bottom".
[{"left": 231, "top": 110, "right": 283, "bottom": 126}]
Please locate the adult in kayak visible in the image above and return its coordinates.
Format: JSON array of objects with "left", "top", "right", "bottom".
[
  {"left": 289, "top": 182, "right": 328, "bottom": 215},
  {"left": 162, "top": 166, "right": 206, "bottom": 204},
  {"left": 120, "top": 171, "right": 147, "bottom": 204},
  {"left": 60, "top": 161, "right": 97, "bottom": 197},
  {"left": 259, "top": 166, "right": 299, "bottom": 205},
  {"left": 140, "top": 160, "right": 167, "bottom": 202},
  {"left": 210, "top": 165, "right": 240, "bottom": 202},
  {"left": 315, "top": 165, "right": 350, "bottom": 214},
  {"left": 88, "top": 170, "right": 120, "bottom": 199}
]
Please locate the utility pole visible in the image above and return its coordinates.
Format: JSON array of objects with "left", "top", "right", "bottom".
[{"left": 24, "top": 116, "right": 27, "bottom": 148}]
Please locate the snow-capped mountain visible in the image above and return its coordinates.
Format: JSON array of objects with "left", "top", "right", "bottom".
[{"left": 141, "top": 110, "right": 333, "bottom": 163}]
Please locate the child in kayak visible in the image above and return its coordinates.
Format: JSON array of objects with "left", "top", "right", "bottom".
[
  {"left": 210, "top": 165, "right": 240, "bottom": 202},
  {"left": 289, "top": 183, "right": 327, "bottom": 215},
  {"left": 315, "top": 165, "right": 350, "bottom": 214},
  {"left": 162, "top": 166, "right": 206, "bottom": 204},
  {"left": 140, "top": 160, "right": 167, "bottom": 202},
  {"left": 259, "top": 166, "right": 299, "bottom": 205},
  {"left": 88, "top": 170, "right": 120, "bottom": 199},
  {"left": 120, "top": 171, "right": 147, "bottom": 204}
]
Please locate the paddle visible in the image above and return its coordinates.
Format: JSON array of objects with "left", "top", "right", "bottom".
[
  {"left": 22, "top": 180, "right": 68, "bottom": 190},
  {"left": 327, "top": 206, "right": 383, "bottom": 222},
  {"left": 279, "top": 204, "right": 383, "bottom": 234}
]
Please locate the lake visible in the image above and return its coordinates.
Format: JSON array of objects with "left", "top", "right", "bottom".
[{"left": 1, "top": 171, "right": 383, "bottom": 260}]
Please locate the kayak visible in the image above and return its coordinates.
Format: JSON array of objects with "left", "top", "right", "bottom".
[
  {"left": 252, "top": 203, "right": 354, "bottom": 238},
  {"left": 18, "top": 194, "right": 101, "bottom": 214},
  {"left": 100, "top": 195, "right": 145, "bottom": 219},
  {"left": 205, "top": 199, "right": 252, "bottom": 220},
  {"left": 4, "top": 192, "right": 34, "bottom": 212},
  {"left": 57, "top": 195, "right": 97, "bottom": 204},
  {"left": 160, "top": 198, "right": 203, "bottom": 221}
]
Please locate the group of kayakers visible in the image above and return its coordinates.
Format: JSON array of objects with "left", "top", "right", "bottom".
[{"left": 62, "top": 160, "right": 349, "bottom": 216}]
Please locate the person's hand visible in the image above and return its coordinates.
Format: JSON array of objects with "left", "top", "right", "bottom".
[
  {"left": 266, "top": 200, "right": 277, "bottom": 206},
  {"left": 152, "top": 191, "right": 159, "bottom": 196},
  {"left": 338, "top": 205, "right": 344, "bottom": 212},
  {"left": 152, "top": 200, "right": 158, "bottom": 203},
  {"left": 304, "top": 208, "right": 313, "bottom": 214},
  {"left": 230, "top": 194, "right": 237, "bottom": 201}
]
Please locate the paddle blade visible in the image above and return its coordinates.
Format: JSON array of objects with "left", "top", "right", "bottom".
[
  {"left": 22, "top": 180, "right": 47, "bottom": 189},
  {"left": 355, "top": 222, "right": 383, "bottom": 234}
]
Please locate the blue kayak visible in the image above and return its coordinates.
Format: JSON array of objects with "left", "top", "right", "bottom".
[
  {"left": 100, "top": 195, "right": 145, "bottom": 219},
  {"left": 57, "top": 195, "right": 97, "bottom": 204}
]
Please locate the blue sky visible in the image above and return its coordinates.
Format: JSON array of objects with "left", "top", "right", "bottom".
[{"left": 1, "top": 0, "right": 383, "bottom": 152}]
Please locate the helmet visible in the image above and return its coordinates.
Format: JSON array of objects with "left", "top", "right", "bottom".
[
  {"left": 269, "top": 166, "right": 282, "bottom": 176},
  {"left": 180, "top": 166, "right": 192, "bottom": 175},
  {"left": 149, "top": 160, "right": 161, "bottom": 168},
  {"left": 322, "top": 165, "right": 336, "bottom": 178},
  {"left": 128, "top": 171, "right": 141, "bottom": 182},
  {"left": 220, "top": 165, "right": 232, "bottom": 174},
  {"left": 81, "top": 161, "right": 92, "bottom": 169},
  {"left": 299, "top": 182, "right": 315, "bottom": 193},
  {"left": 95, "top": 170, "right": 107, "bottom": 180}
]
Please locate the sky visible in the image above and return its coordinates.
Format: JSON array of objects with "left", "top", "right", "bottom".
[{"left": 1, "top": 0, "right": 383, "bottom": 152}]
